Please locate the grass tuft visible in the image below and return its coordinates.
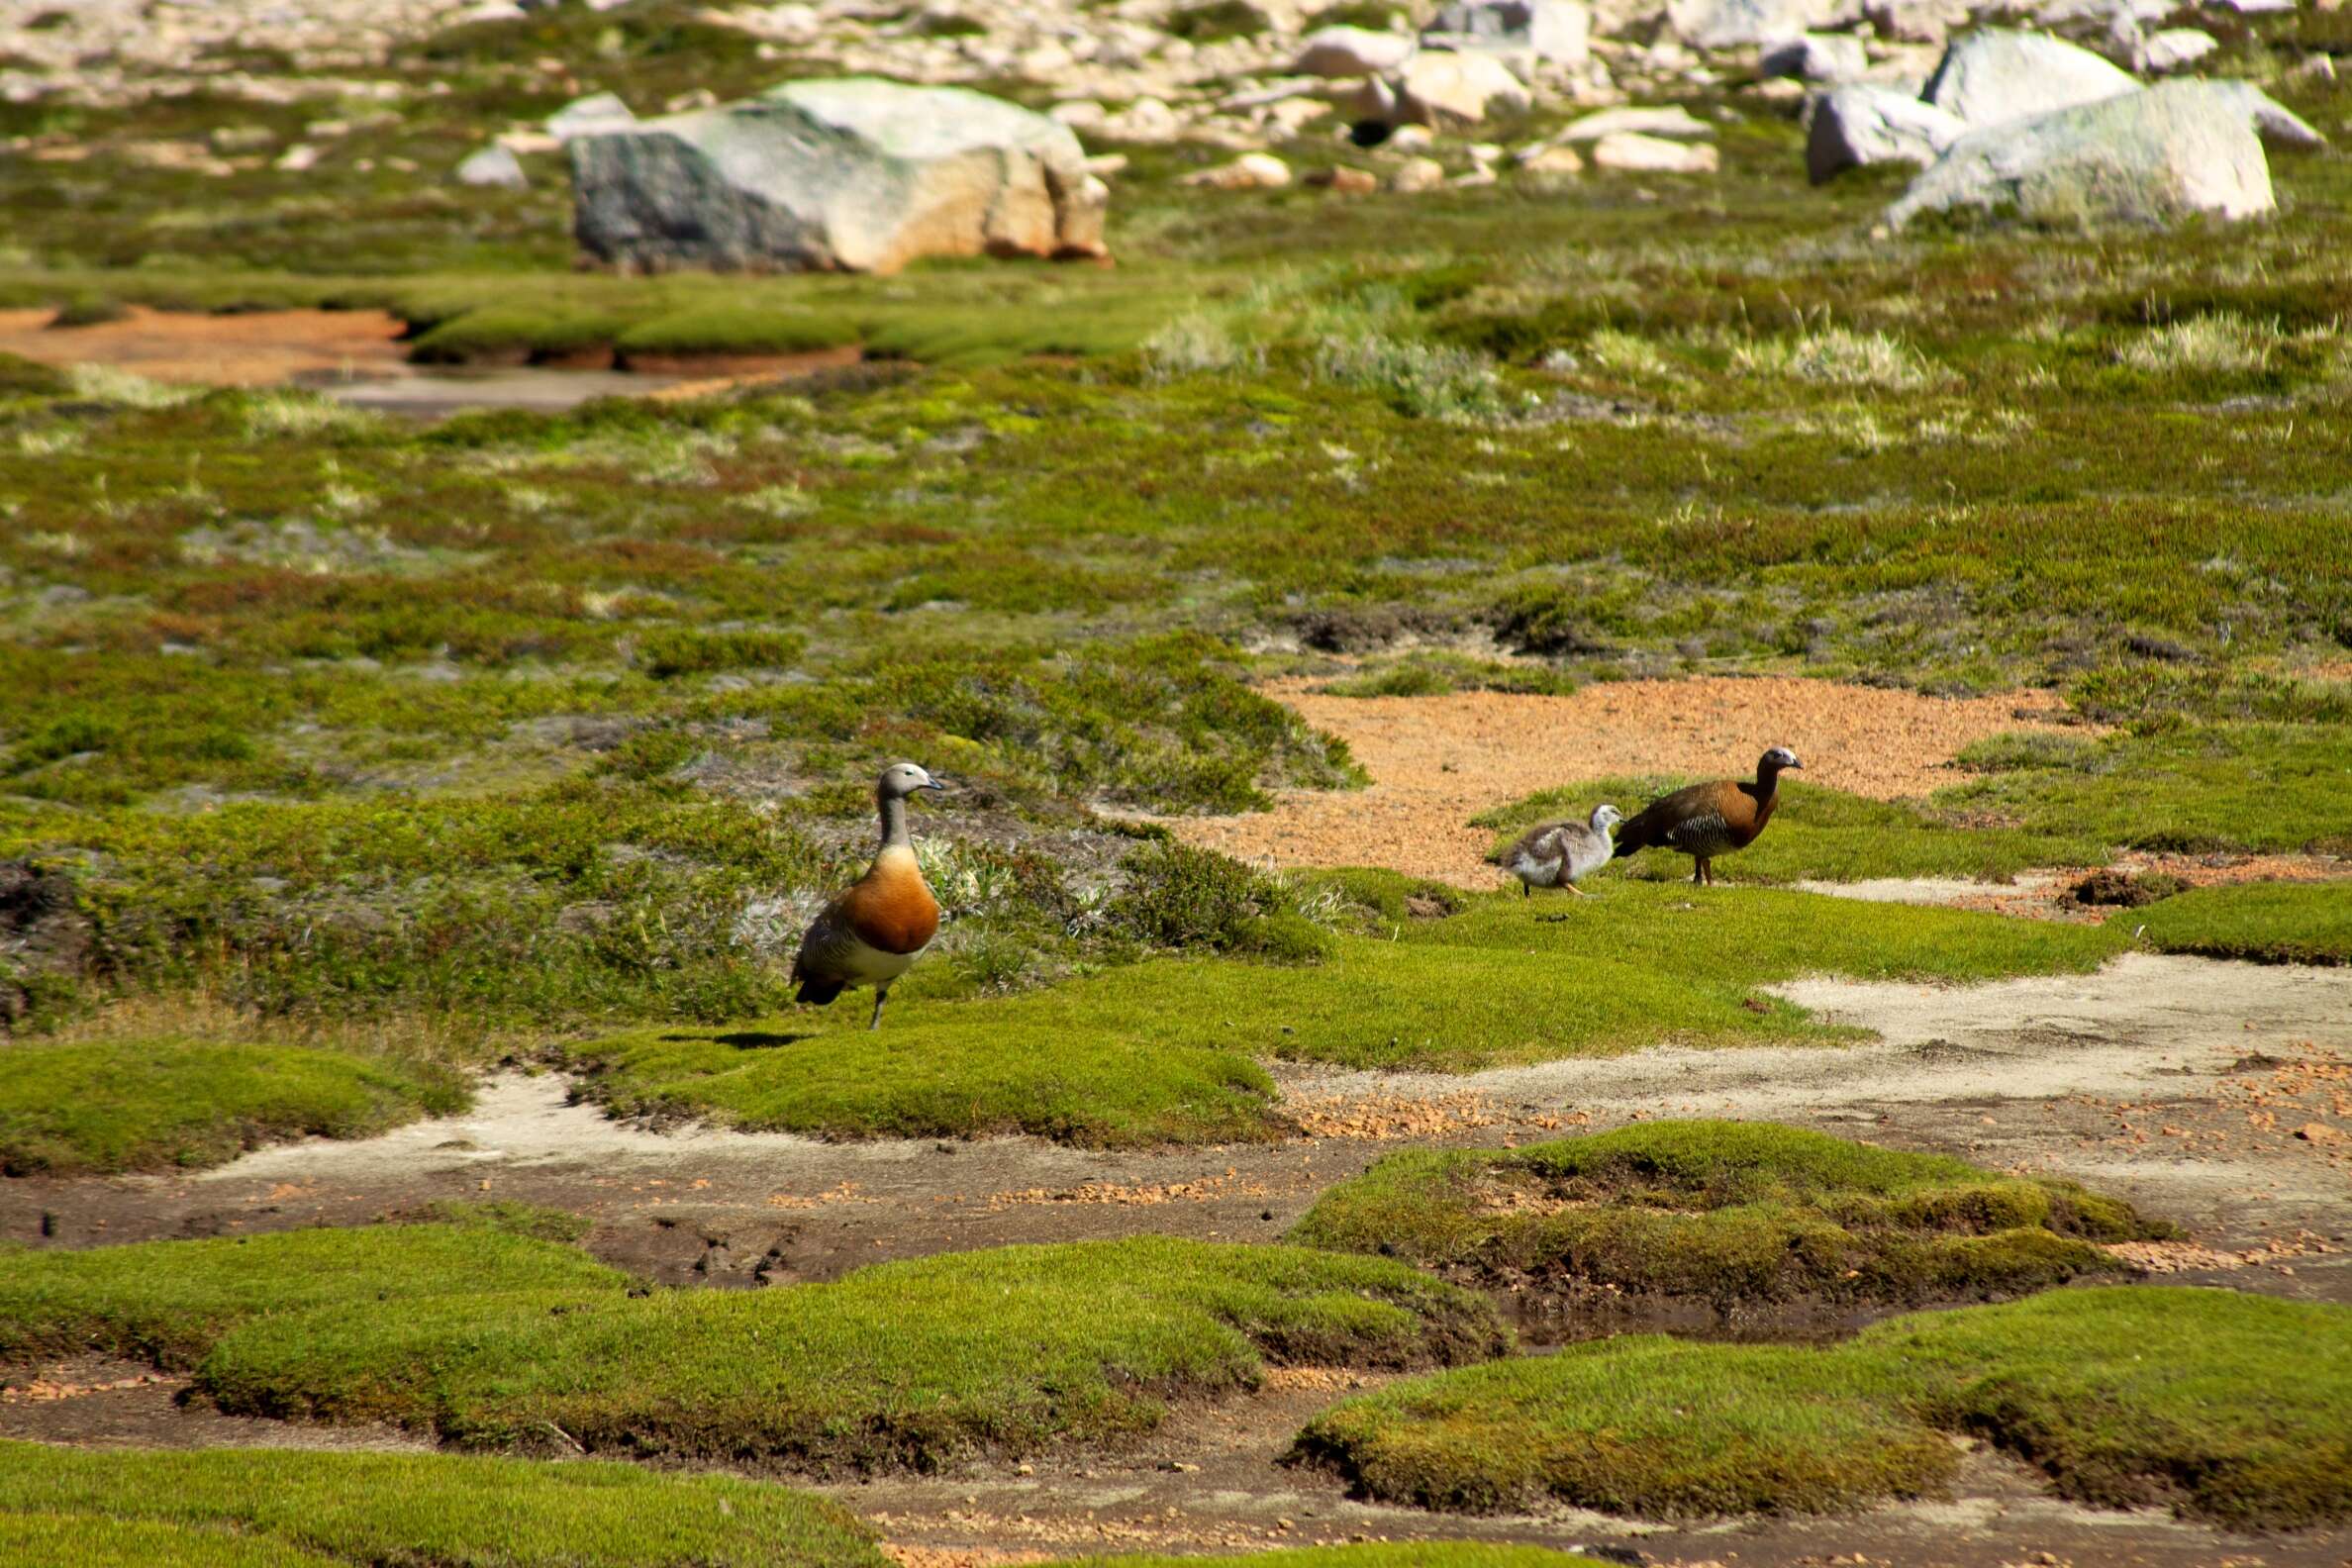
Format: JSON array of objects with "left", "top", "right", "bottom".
[
  {"left": 1289, "top": 1120, "right": 2165, "bottom": 1308},
  {"left": 2137, "top": 880, "right": 2352, "bottom": 965},
  {"left": 0, "top": 1441, "right": 884, "bottom": 1568},
  {"left": 0, "top": 1036, "right": 462, "bottom": 1176},
  {"left": 1, "top": 1227, "right": 1502, "bottom": 1468},
  {"left": 1295, "top": 1287, "right": 2352, "bottom": 1526}
]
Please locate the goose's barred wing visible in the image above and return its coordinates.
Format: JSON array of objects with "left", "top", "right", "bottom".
[{"left": 790, "top": 889, "right": 860, "bottom": 1004}]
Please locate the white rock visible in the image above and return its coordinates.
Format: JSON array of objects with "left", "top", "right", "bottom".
[
  {"left": 1423, "top": 0, "right": 1592, "bottom": 68},
  {"left": 274, "top": 143, "right": 320, "bottom": 171},
  {"left": 497, "top": 131, "right": 560, "bottom": 155},
  {"left": 545, "top": 90, "right": 637, "bottom": 142},
  {"left": 1387, "top": 124, "right": 1437, "bottom": 151},
  {"left": 1920, "top": 30, "right": 2139, "bottom": 129},
  {"left": 1384, "top": 48, "right": 1532, "bottom": 126},
  {"left": 1182, "top": 150, "right": 1293, "bottom": 187},
  {"left": 1761, "top": 32, "right": 1870, "bottom": 82},
  {"left": 1862, "top": 0, "right": 1972, "bottom": 42},
  {"left": 1519, "top": 142, "right": 1588, "bottom": 172},
  {"left": 2134, "top": 28, "right": 2217, "bottom": 72},
  {"left": 2205, "top": 79, "right": 2326, "bottom": 147},
  {"left": 1592, "top": 131, "right": 1721, "bottom": 169},
  {"left": 1805, "top": 81, "right": 1968, "bottom": 180},
  {"left": 1889, "top": 77, "right": 2271, "bottom": 229},
  {"left": 1267, "top": 97, "right": 1332, "bottom": 132},
  {"left": 1389, "top": 154, "right": 1446, "bottom": 191},
  {"left": 456, "top": 143, "right": 528, "bottom": 188},
  {"left": 1293, "top": 25, "right": 1418, "bottom": 77},
  {"left": 1103, "top": 95, "right": 1181, "bottom": 141},
  {"left": 1552, "top": 104, "right": 1715, "bottom": 140},
  {"left": 1050, "top": 99, "right": 1108, "bottom": 129},
  {"left": 1667, "top": 0, "right": 1842, "bottom": 49}
]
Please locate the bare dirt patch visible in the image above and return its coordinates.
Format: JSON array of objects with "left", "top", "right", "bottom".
[
  {"left": 1175, "top": 676, "right": 2082, "bottom": 887},
  {"left": 0, "top": 306, "right": 407, "bottom": 385}
]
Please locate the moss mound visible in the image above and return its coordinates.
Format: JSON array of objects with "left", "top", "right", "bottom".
[
  {"left": 1295, "top": 1286, "right": 2352, "bottom": 1526},
  {"left": 1288, "top": 1120, "right": 2167, "bottom": 1308},
  {"left": 0, "top": 1440, "right": 883, "bottom": 1567},
  {"left": 1, "top": 1228, "right": 1503, "bottom": 1470}
]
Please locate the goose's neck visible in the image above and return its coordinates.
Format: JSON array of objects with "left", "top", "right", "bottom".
[
  {"left": 877, "top": 793, "right": 911, "bottom": 853},
  {"left": 1754, "top": 763, "right": 1786, "bottom": 800}
]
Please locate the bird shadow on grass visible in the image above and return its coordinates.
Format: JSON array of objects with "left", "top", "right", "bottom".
[{"left": 658, "top": 1030, "right": 818, "bottom": 1049}]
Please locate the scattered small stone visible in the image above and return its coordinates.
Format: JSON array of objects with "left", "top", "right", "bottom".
[
  {"left": 1307, "top": 163, "right": 1379, "bottom": 192},
  {"left": 1591, "top": 130, "right": 1719, "bottom": 172},
  {"left": 1183, "top": 151, "right": 1292, "bottom": 188},
  {"left": 456, "top": 145, "right": 528, "bottom": 189},
  {"left": 1388, "top": 154, "right": 1446, "bottom": 192}
]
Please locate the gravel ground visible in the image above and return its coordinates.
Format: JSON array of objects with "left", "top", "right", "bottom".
[{"left": 1176, "top": 676, "right": 2084, "bottom": 887}]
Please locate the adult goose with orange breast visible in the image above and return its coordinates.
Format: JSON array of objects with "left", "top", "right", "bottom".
[
  {"left": 792, "top": 762, "right": 947, "bottom": 1029},
  {"left": 1613, "top": 746, "right": 1802, "bottom": 886}
]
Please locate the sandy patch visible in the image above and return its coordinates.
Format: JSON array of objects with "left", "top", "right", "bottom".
[
  {"left": 1177, "top": 676, "right": 2081, "bottom": 887},
  {"left": 0, "top": 306, "right": 408, "bottom": 385}
]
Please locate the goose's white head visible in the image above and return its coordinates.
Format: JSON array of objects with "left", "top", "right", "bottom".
[
  {"left": 877, "top": 761, "right": 949, "bottom": 802},
  {"left": 1761, "top": 746, "right": 1803, "bottom": 773}
]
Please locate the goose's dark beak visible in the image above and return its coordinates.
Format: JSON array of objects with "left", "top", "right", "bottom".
[{"left": 921, "top": 778, "right": 952, "bottom": 793}]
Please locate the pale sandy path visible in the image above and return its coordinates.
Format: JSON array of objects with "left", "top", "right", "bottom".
[{"left": 1176, "top": 675, "right": 2080, "bottom": 887}]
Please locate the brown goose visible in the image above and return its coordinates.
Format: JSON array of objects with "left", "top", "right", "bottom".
[
  {"left": 791, "top": 762, "right": 947, "bottom": 1029},
  {"left": 1613, "top": 746, "right": 1802, "bottom": 886}
]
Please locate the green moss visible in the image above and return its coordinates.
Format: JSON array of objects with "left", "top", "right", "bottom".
[
  {"left": 0, "top": 1515, "right": 341, "bottom": 1568},
  {"left": 635, "top": 627, "right": 805, "bottom": 678},
  {"left": 0, "top": 1037, "right": 463, "bottom": 1176},
  {"left": 559, "top": 1012, "right": 1285, "bottom": 1146},
  {"left": 1289, "top": 1120, "right": 2164, "bottom": 1306},
  {"left": 1163, "top": 0, "right": 1269, "bottom": 41},
  {"left": 2137, "top": 880, "right": 2352, "bottom": 965},
  {"left": 7, "top": 1230, "right": 1500, "bottom": 1467},
  {"left": 1296, "top": 1288, "right": 2352, "bottom": 1527},
  {"left": 0, "top": 1220, "right": 626, "bottom": 1369},
  {"left": 614, "top": 307, "right": 857, "bottom": 358},
  {"left": 409, "top": 1199, "right": 594, "bottom": 1244},
  {"left": 0, "top": 1442, "right": 884, "bottom": 1568}
]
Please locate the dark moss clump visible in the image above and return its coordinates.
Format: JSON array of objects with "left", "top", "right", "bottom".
[
  {"left": 1110, "top": 839, "right": 1331, "bottom": 962},
  {"left": 1288, "top": 1120, "right": 2168, "bottom": 1309},
  {"left": 634, "top": 627, "right": 805, "bottom": 679},
  {"left": 1164, "top": 0, "right": 1269, "bottom": 41}
]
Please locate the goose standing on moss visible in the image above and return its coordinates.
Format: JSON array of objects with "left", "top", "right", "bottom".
[
  {"left": 1614, "top": 746, "right": 1801, "bottom": 886},
  {"left": 791, "top": 762, "right": 948, "bottom": 1029},
  {"left": 1504, "top": 804, "right": 1623, "bottom": 897}
]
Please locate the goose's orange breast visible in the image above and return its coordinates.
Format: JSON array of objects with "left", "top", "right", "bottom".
[{"left": 846, "top": 848, "right": 939, "bottom": 956}]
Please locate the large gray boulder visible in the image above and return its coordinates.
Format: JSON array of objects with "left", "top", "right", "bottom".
[
  {"left": 567, "top": 77, "right": 1109, "bottom": 275},
  {"left": 1807, "top": 82, "right": 1969, "bottom": 180},
  {"left": 1920, "top": 29, "right": 2138, "bottom": 128},
  {"left": 1888, "top": 78, "right": 2272, "bottom": 228}
]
